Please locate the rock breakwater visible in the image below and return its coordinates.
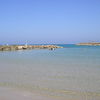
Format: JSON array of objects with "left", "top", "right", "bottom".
[{"left": 0, "top": 45, "right": 63, "bottom": 51}]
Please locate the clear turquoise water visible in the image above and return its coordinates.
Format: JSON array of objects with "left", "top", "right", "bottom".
[{"left": 0, "top": 44, "right": 100, "bottom": 99}]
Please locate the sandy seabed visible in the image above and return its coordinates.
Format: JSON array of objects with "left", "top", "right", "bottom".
[
  {"left": 0, "top": 87, "right": 65, "bottom": 100},
  {"left": 0, "top": 87, "right": 100, "bottom": 100}
]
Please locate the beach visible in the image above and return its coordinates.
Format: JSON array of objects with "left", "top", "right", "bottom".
[
  {"left": 0, "top": 44, "right": 100, "bottom": 100},
  {"left": 0, "top": 0, "right": 100, "bottom": 99},
  {"left": 0, "top": 87, "right": 66, "bottom": 100},
  {"left": 1, "top": 86, "right": 100, "bottom": 100}
]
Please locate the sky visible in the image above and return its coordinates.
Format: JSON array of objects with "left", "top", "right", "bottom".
[{"left": 0, "top": 0, "right": 100, "bottom": 44}]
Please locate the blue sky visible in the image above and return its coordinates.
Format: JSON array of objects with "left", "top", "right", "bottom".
[{"left": 0, "top": 0, "right": 100, "bottom": 44}]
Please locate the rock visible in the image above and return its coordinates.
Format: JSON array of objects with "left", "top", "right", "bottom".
[
  {"left": 0, "top": 45, "right": 63, "bottom": 51},
  {"left": 17, "top": 46, "right": 23, "bottom": 50}
]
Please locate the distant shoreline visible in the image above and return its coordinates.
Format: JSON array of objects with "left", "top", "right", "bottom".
[
  {"left": 76, "top": 42, "right": 100, "bottom": 46},
  {"left": 0, "top": 45, "right": 63, "bottom": 51}
]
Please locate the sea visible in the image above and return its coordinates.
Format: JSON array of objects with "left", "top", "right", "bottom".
[{"left": 0, "top": 44, "right": 100, "bottom": 100}]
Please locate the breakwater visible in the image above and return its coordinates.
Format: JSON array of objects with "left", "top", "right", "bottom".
[{"left": 0, "top": 45, "right": 63, "bottom": 51}]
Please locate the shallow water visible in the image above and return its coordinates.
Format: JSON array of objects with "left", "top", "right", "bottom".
[{"left": 0, "top": 44, "right": 100, "bottom": 100}]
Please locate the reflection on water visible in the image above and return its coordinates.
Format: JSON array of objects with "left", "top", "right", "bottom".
[{"left": 0, "top": 45, "right": 100, "bottom": 100}]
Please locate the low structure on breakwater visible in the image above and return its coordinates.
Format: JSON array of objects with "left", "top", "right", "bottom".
[
  {"left": 0, "top": 45, "right": 63, "bottom": 51},
  {"left": 76, "top": 42, "right": 100, "bottom": 46}
]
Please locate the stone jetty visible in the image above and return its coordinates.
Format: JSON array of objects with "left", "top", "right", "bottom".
[
  {"left": 0, "top": 45, "right": 63, "bottom": 51},
  {"left": 76, "top": 42, "right": 100, "bottom": 46}
]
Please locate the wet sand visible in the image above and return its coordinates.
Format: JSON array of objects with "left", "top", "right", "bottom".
[
  {"left": 1, "top": 87, "right": 100, "bottom": 100},
  {"left": 0, "top": 87, "right": 65, "bottom": 100}
]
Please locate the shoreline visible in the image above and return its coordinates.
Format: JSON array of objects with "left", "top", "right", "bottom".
[
  {"left": 0, "top": 86, "right": 65, "bottom": 100},
  {"left": 0, "top": 86, "right": 100, "bottom": 100},
  {"left": 76, "top": 42, "right": 100, "bottom": 46}
]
